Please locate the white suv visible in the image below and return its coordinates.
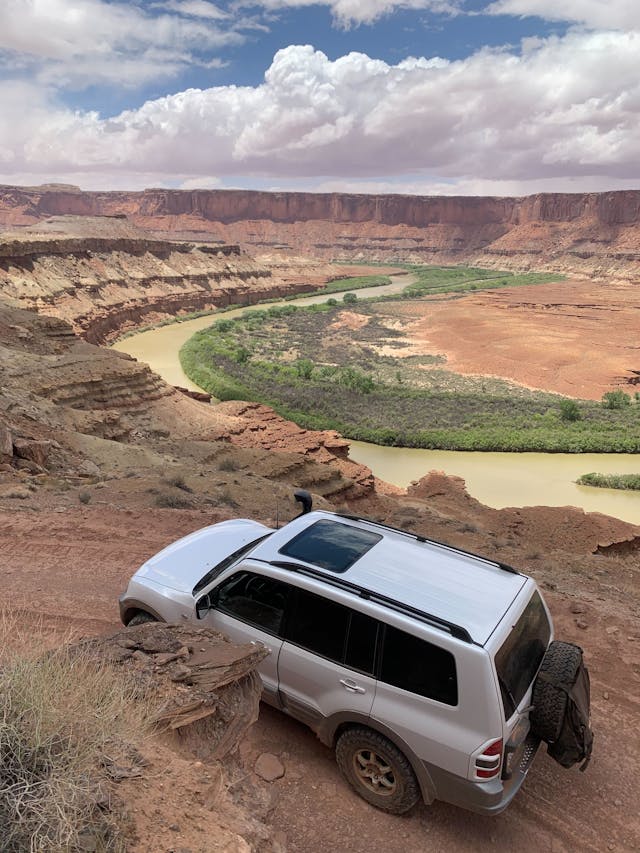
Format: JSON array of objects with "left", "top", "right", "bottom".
[{"left": 119, "top": 493, "right": 580, "bottom": 815}]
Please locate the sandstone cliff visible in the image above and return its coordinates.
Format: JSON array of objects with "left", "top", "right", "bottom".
[
  {"left": 3, "top": 184, "right": 640, "bottom": 277},
  {"left": 0, "top": 214, "right": 387, "bottom": 342}
]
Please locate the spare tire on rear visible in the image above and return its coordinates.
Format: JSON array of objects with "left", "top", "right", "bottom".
[
  {"left": 531, "top": 641, "right": 583, "bottom": 742},
  {"left": 531, "top": 640, "right": 593, "bottom": 771}
]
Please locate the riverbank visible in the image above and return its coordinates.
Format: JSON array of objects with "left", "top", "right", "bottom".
[
  {"left": 113, "top": 270, "right": 640, "bottom": 523},
  {"left": 178, "top": 275, "right": 640, "bottom": 453}
]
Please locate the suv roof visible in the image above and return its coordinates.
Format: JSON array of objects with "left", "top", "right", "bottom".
[{"left": 250, "top": 511, "right": 527, "bottom": 646}]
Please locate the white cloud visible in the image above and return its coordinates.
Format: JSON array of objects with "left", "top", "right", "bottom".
[
  {"left": 245, "top": 0, "right": 461, "bottom": 27},
  {"left": 180, "top": 175, "right": 223, "bottom": 189},
  {"left": 154, "top": 0, "right": 230, "bottom": 20},
  {"left": 0, "top": 0, "right": 242, "bottom": 88},
  {"left": 486, "top": 0, "right": 640, "bottom": 31},
  {"left": 3, "top": 31, "right": 640, "bottom": 191}
]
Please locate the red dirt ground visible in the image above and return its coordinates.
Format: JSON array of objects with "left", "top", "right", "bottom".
[
  {"left": 2, "top": 493, "right": 639, "bottom": 852},
  {"left": 390, "top": 278, "right": 640, "bottom": 399}
]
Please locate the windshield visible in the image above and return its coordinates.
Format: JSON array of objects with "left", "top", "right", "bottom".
[
  {"left": 192, "top": 533, "right": 271, "bottom": 596},
  {"left": 494, "top": 590, "right": 551, "bottom": 719}
]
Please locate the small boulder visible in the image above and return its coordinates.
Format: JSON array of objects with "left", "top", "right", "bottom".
[
  {"left": 254, "top": 753, "right": 285, "bottom": 782},
  {"left": 13, "top": 438, "right": 52, "bottom": 468}
]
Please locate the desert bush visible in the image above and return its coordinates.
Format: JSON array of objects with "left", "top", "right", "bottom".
[
  {"left": 294, "top": 358, "right": 315, "bottom": 380},
  {"left": 78, "top": 490, "right": 92, "bottom": 505},
  {"left": 0, "top": 615, "right": 148, "bottom": 852},
  {"left": 602, "top": 390, "right": 631, "bottom": 409},
  {"left": 343, "top": 292, "right": 358, "bottom": 304},
  {"left": 154, "top": 492, "right": 194, "bottom": 509},
  {"left": 559, "top": 399, "right": 581, "bottom": 421},
  {"left": 164, "top": 474, "right": 192, "bottom": 492},
  {"left": 218, "top": 455, "right": 240, "bottom": 472},
  {"left": 217, "top": 487, "right": 237, "bottom": 507}
]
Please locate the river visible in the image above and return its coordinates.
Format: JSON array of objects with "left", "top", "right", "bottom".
[{"left": 112, "top": 279, "right": 640, "bottom": 525}]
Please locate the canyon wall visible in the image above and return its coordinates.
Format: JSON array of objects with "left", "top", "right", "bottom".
[
  {"left": 0, "top": 218, "right": 345, "bottom": 342},
  {"left": 3, "top": 184, "right": 640, "bottom": 277}
]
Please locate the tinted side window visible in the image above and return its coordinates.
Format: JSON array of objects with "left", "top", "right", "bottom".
[
  {"left": 287, "top": 588, "right": 349, "bottom": 661},
  {"left": 286, "top": 588, "right": 379, "bottom": 674},
  {"left": 345, "top": 609, "right": 378, "bottom": 674},
  {"left": 216, "top": 571, "right": 288, "bottom": 636},
  {"left": 380, "top": 625, "right": 458, "bottom": 706}
]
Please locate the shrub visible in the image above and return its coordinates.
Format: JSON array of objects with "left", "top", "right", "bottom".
[
  {"left": 577, "top": 472, "right": 640, "bottom": 491},
  {"left": 233, "top": 346, "right": 250, "bottom": 364},
  {"left": 295, "top": 358, "right": 315, "bottom": 380},
  {"left": 343, "top": 292, "right": 358, "bottom": 304},
  {"left": 218, "top": 455, "right": 239, "bottom": 472},
  {"left": 78, "top": 490, "right": 92, "bottom": 504},
  {"left": 164, "top": 474, "right": 192, "bottom": 492},
  {"left": 0, "top": 616, "right": 148, "bottom": 852},
  {"left": 154, "top": 492, "right": 194, "bottom": 509},
  {"left": 602, "top": 390, "right": 631, "bottom": 409},
  {"left": 559, "top": 399, "right": 581, "bottom": 421},
  {"left": 337, "top": 366, "right": 375, "bottom": 394}
]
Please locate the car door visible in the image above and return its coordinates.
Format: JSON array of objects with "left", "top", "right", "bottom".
[
  {"left": 277, "top": 586, "right": 378, "bottom": 730},
  {"left": 202, "top": 570, "right": 289, "bottom": 707}
]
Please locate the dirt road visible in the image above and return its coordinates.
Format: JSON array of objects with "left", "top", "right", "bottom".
[{"left": 2, "top": 502, "right": 639, "bottom": 852}]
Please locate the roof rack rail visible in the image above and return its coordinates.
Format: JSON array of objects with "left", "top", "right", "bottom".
[
  {"left": 265, "top": 559, "right": 474, "bottom": 644},
  {"left": 335, "top": 513, "right": 520, "bottom": 576}
]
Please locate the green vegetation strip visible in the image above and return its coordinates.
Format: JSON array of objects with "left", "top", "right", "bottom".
[
  {"left": 180, "top": 265, "right": 640, "bottom": 453},
  {"left": 577, "top": 473, "right": 640, "bottom": 491}
]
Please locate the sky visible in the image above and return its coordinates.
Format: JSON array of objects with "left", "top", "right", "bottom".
[{"left": 0, "top": 0, "right": 639, "bottom": 196}]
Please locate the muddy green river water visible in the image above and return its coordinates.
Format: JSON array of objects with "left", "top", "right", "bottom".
[{"left": 113, "top": 281, "right": 640, "bottom": 525}]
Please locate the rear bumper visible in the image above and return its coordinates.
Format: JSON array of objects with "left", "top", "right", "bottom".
[{"left": 425, "top": 734, "right": 541, "bottom": 816}]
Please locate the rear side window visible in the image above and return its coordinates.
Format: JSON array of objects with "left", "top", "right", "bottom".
[
  {"left": 285, "top": 587, "right": 379, "bottom": 674},
  {"left": 495, "top": 590, "right": 551, "bottom": 718},
  {"left": 379, "top": 625, "right": 458, "bottom": 706}
]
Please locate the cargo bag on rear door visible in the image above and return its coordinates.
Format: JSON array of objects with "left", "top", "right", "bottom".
[{"left": 537, "top": 650, "right": 593, "bottom": 771}]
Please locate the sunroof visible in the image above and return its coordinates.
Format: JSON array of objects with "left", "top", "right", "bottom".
[{"left": 279, "top": 519, "right": 382, "bottom": 573}]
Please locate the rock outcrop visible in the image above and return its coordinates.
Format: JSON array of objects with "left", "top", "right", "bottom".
[
  {"left": 0, "top": 214, "right": 389, "bottom": 342},
  {"left": 3, "top": 184, "right": 640, "bottom": 277}
]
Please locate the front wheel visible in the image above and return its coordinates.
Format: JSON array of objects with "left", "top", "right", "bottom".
[
  {"left": 335, "top": 727, "right": 420, "bottom": 814},
  {"left": 127, "top": 611, "right": 157, "bottom": 626}
]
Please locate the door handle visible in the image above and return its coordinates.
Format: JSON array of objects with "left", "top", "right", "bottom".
[
  {"left": 251, "top": 640, "right": 271, "bottom": 654},
  {"left": 340, "top": 678, "right": 366, "bottom": 694}
]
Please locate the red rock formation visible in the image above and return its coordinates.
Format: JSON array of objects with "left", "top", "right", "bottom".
[{"left": 4, "top": 184, "right": 640, "bottom": 276}]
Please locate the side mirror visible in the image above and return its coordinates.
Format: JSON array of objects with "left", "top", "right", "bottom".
[{"left": 196, "top": 592, "right": 214, "bottom": 619}]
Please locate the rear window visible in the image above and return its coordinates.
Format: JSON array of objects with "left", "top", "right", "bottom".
[
  {"left": 495, "top": 590, "right": 551, "bottom": 718},
  {"left": 279, "top": 519, "right": 381, "bottom": 573}
]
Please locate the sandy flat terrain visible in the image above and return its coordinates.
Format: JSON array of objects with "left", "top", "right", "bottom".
[{"left": 387, "top": 279, "right": 640, "bottom": 399}]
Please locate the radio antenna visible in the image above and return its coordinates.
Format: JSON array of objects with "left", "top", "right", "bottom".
[{"left": 275, "top": 493, "right": 280, "bottom": 529}]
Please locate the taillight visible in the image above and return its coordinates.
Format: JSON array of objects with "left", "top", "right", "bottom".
[{"left": 475, "top": 738, "right": 503, "bottom": 779}]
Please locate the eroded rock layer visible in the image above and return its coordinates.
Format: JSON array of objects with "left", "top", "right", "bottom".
[{"left": 3, "top": 184, "right": 640, "bottom": 277}]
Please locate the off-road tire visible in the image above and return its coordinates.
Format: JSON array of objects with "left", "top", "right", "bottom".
[
  {"left": 531, "top": 641, "right": 583, "bottom": 743},
  {"left": 127, "top": 611, "right": 157, "bottom": 626},
  {"left": 335, "top": 727, "right": 420, "bottom": 814}
]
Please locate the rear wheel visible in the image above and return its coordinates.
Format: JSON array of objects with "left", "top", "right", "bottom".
[
  {"left": 127, "top": 611, "right": 157, "bottom": 627},
  {"left": 335, "top": 727, "right": 420, "bottom": 814},
  {"left": 531, "top": 641, "right": 583, "bottom": 742}
]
